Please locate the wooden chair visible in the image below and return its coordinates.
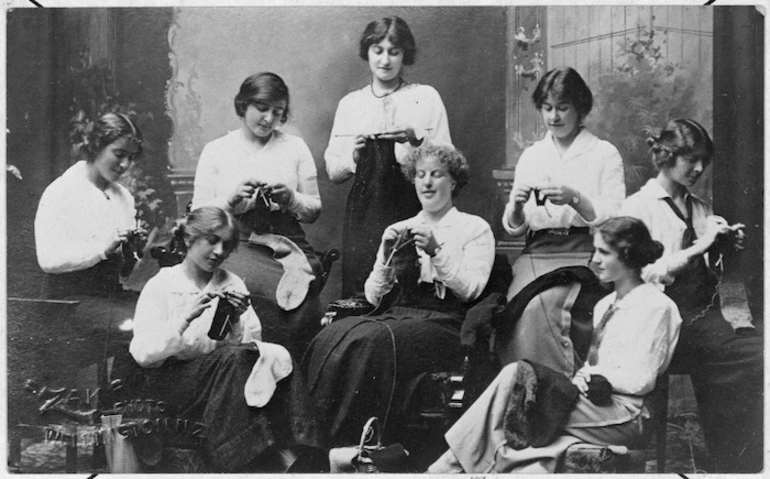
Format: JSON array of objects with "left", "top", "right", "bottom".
[
  {"left": 559, "top": 373, "right": 671, "bottom": 473},
  {"left": 649, "top": 367, "right": 694, "bottom": 473},
  {"left": 416, "top": 260, "right": 672, "bottom": 474}
]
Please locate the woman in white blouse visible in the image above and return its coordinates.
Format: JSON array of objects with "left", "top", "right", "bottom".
[
  {"left": 325, "top": 16, "right": 453, "bottom": 297},
  {"left": 498, "top": 67, "right": 626, "bottom": 375},
  {"left": 124, "top": 206, "right": 324, "bottom": 473},
  {"left": 34, "top": 113, "right": 145, "bottom": 352},
  {"left": 303, "top": 144, "right": 494, "bottom": 448},
  {"left": 35, "top": 112, "right": 144, "bottom": 297},
  {"left": 621, "top": 119, "right": 762, "bottom": 472},
  {"left": 191, "top": 72, "right": 322, "bottom": 359},
  {"left": 429, "top": 217, "right": 681, "bottom": 473}
]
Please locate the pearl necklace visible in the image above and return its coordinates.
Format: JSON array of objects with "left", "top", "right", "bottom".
[{"left": 370, "top": 78, "right": 405, "bottom": 99}]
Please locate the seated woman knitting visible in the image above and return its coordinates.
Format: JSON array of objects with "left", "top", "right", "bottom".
[
  {"left": 115, "top": 206, "right": 324, "bottom": 473},
  {"left": 34, "top": 112, "right": 146, "bottom": 358},
  {"left": 429, "top": 217, "right": 682, "bottom": 473},
  {"left": 302, "top": 144, "right": 495, "bottom": 447}
]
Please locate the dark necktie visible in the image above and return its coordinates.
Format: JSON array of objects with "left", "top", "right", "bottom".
[
  {"left": 587, "top": 302, "right": 617, "bottom": 366},
  {"left": 662, "top": 195, "right": 695, "bottom": 249},
  {"left": 660, "top": 193, "right": 716, "bottom": 323}
]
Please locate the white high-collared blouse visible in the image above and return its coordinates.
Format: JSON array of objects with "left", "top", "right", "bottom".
[
  {"left": 130, "top": 264, "right": 262, "bottom": 368},
  {"left": 192, "top": 129, "right": 321, "bottom": 223},
  {"left": 621, "top": 178, "right": 713, "bottom": 288},
  {"left": 503, "top": 129, "right": 625, "bottom": 236},
  {"left": 35, "top": 160, "right": 136, "bottom": 274},
  {"left": 324, "top": 82, "right": 452, "bottom": 182},
  {"left": 364, "top": 207, "right": 495, "bottom": 306}
]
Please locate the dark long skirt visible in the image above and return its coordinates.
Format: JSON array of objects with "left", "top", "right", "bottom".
[
  {"left": 670, "top": 302, "right": 763, "bottom": 472},
  {"left": 302, "top": 306, "right": 465, "bottom": 447},
  {"left": 664, "top": 257, "right": 764, "bottom": 473},
  {"left": 341, "top": 139, "right": 421, "bottom": 297},
  {"left": 42, "top": 256, "right": 139, "bottom": 361},
  {"left": 223, "top": 238, "right": 323, "bottom": 360},
  {"left": 111, "top": 344, "right": 323, "bottom": 472}
]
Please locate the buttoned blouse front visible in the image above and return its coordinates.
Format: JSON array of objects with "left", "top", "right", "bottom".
[
  {"left": 620, "top": 179, "right": 713, "bottom": 288},
  {"left": 192, "top": 129, "right": 321, "bottom": 223},
  {"left": 130, "top": 265, "right": 263, "bottom": 368},
  {"left": 503, "top": 129, "right": 626, "bottom": 236},
  {"left": 324, "top": 83, "right": 452, "bottom": 181},
  {"left": 364, "top": 207, "right": 495, "bottom": 306}
]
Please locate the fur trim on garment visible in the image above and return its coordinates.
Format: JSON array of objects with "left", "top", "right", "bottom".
[{"left": 503, "top": 360, "right": 580, "bottom": 449}]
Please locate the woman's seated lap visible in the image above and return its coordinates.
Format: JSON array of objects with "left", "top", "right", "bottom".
[{"left": 33, "top": 113, "right": 146, "bottom": 356}]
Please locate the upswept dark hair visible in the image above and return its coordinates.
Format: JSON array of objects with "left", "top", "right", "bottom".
[
  {"left": 233, "top": 72, "right": 290, "bottom": 122},
  {"left": 401, "top": 144, "right": 469, "bottom": 197},
  {"left": 82, "top": 112, "right": 143, "bottom": 161},
  {"left": 647, "top": 118, "right": 713, "bottom": 170},
  {"left": 596, "top": 216, "right": 664, "bottom": 270},
  {"left": 359, "top": 16, "right": 417, "bottom": 65},
  {"left": 172, "top": 206, "right": 241, "bottom": 255},
  {"left": 532, "top": 67, "right": 593, "bottom": 120}
]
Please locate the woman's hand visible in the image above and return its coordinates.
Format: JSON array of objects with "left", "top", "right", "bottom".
[
  {"left": 506, "top": 184, "right": 533, "bottom": 229},
  {"left": 700, "top": 215, "right": 733, "bottom": 248},
  {"left": 706, "top": 218, "right": 747, "bottom": 254},
  {"left": 228, "top": 179, "right": 265, "bottom": 207},
  {"left": 538, "top": 184, "right": 579, "bottom": 206},
  {"left": 377, "top": 126, "right": 422, "bottom": 146},
  {"left": 183, "top": 291, "right": 218, "bottom": 326},
  {"left": 571, "top": 369, "right": 591, "bottom": 396},
  {"left": 264, "top": 183, "right": 294, "bottom": 206},
  {"left": 219, "top": 290, "right": 251, "bottom": 320},
  {"left": 731, "top": 223, "right": 747, "bottom": 251},
  {"left": 511, "top": 184, "right": 534, "bottom": 210},
  {"left": 352, "top": 134, "right": 369, "bottom": 164},
  {"left": 381, "top": 227, "right": 402, "bottom": 264},
  {"left": 104, "top": 230, "right": 130, "bottom": 257},
  {"left": 409, "top": 225, "right": 440, "bottom": 257}
]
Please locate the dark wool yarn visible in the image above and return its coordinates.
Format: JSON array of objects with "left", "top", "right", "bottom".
[{"left": 341, "top": 138, "right": 421, "bottom": 297}]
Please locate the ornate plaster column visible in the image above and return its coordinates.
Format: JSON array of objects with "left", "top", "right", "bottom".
[
  {"left": 494, "top": 6, "right": 547, "bottom": 260},
  {"left": 165, "top": 8, "right": 203, "bottom": 216}
]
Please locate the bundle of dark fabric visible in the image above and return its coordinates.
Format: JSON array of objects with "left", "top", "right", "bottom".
[{"left": 503, "top": 360, "right": 580, "bottom": 449}]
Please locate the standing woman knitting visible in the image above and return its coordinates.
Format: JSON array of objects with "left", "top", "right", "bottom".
[
  {"left": 497, "top": 67, "right": 626, "bottom": 375},
  {"left": 621, "top": 119, "right": 762, "bottom": 472},
  {"left": 325, "top": 16, "right": 453, "bottom": 297},
  {"left": 191, "top": 72, "right": 323, "bottom": 359}
]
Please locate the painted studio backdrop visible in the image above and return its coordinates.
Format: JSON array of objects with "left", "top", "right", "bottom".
[{"left": 5, "top": 5, "right": 763, "bottom": 473}]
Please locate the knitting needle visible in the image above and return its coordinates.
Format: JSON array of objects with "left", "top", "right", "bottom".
[
  {"left": 393, "top": 238, "right": 416, "bottom": 254},
  {"left": 385, "top": 229, "right": 407, "bottom": 267},
  {"left": 334, "top": 128, "right": 434, "bottom": 138},
  {"left": 218, "top": 293, "right": 233, "bottom": 338},
  {"left": 385, "top": 230, "right": 413, "bottom": 268}
]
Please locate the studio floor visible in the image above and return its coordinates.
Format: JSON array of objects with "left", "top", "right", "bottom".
[{"left": 14, "top": 413, "right": 713, "bottom": 474}]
